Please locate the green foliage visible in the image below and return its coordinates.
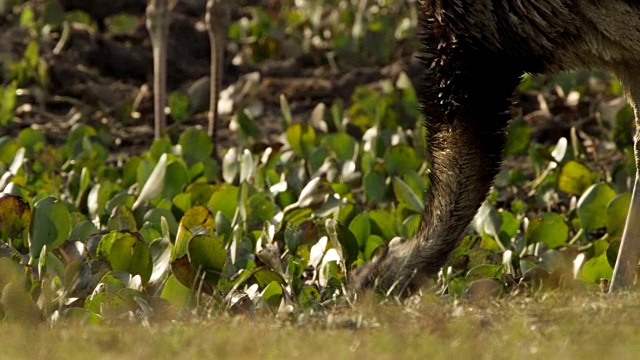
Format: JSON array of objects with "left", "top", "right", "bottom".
[{"left": 0, "top": 0, "right": 634, "bottom": 326}]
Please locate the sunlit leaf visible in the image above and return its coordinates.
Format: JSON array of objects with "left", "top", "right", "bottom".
[
  {"left": 577, "top": 183, "right": 616, "bottom": 231},
  {"left": 29, "top": 196, "right": 71, "bottom": 260},
  {"left": 525, "top": 213, "right": 569, "bottom": 248},
  {"left": 581, "top": 254, "right": 613, "bottom": 283},
  {"left": 557, "top": 160, "right": 592, "bottom": 195}
]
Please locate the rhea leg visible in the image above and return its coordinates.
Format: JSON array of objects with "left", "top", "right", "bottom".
[
  {"left": 205, "top": 0, "right": 229, "bottom": 160},
  {"left": 146, "top": 0, "right": 173, "bottom": 139},
  {"left": 610, "top": 72, "right": 640, "bottom": 291}
]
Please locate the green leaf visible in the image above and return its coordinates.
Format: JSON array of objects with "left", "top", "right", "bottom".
[
  {"left": 107, "top": 205, "right": 137, "bottom": 232},
  {"left": 606, "top": 192, "right": 631, "bottom": 240},
  {"left": 286, "top": 123, "right": 316, "bottom": 157},
  {"left": 69, "top": 220, "right": 99, "bottom": 242},
  {"left": 233, "top": 109, "right": 260, "bottom": 140},
  {"left": 187, "top": 235, "right": 226, "bottom": 276},
  {"left": 0, "top": 81, "right": 17, "bottom": 126},
  {"left": 247, "top": 193, "right": 276, "bottom": 223},
  {"left": 161, "top": 274, "right": 196, "bottom": 310},
  {"left": 170, "top": 255, "right": 213, "bottom": 294},
  {"left": 402, "top": 214, "right": 421, "bottom": 239},
  {"left": 392, "top": 177, "right": 424, "bottom": 213},
  {"left": 208, "top": 184, "right": 239, "bottom": 221},
  {"left": 0, "top": 282, "right": 41, "bottom": 323},
  {"left": 297, "top": 285, "right": 320, "bottom": 308},
  {"left": 323, "top": 133, "right": 356, "bottom": 162},
  {"left": 363, "top": 170, "right": 387, "bottom": 202},
  {"left": 525, "top": 212, "right": 569, "bottom": 248},
  {"left": 261, "top": 281, "right": 283, "bottom": 308},
  {"left": 466, "top": 264, "right": 502, "bottom": 280},
  {"left": 163, "top": 160, "right": 190, "bottom": 200},
  {"left": 581, "top": 254, "right": 613, "bottom": 283},
  {"left": 348, "top": 213, "right": 371, "bottom": 248},
  {"left": 505, "top": 118, "right": 531, "bottom": 155},
  {"left": 141, "top": 209, "right": 177, "bottom": 241},
  {"left": 557, "top": 160, "right": 592, "bottom": 195},
  {"left": 369, "top": 209, "right": 396, "bottom": 240},
  {"left": 363, "top": 235, "right": 384, "bottom": 261},
  {"left": 179, "top": 128, "right": 214, "bottom": 166},
  {"left": 252, "top": 268, "right": 286, "bottom": 288},
  {"left": 384, "top": 145, "right": 421, "bottom": 176},
  {"left": 97, "top": 231, "right": 153, "bottom": 284},
  {"left": 168, "top": 91, "right": 190, "bottom": 122},
  {"left": 29, "top": 196, "right": 71, "bottom": 260},
  {"left": 577, "top": 183, "right": 617, "bottom": 231},
  {"left": 180, "top": 205, "right": 215, "bottom": 234}
]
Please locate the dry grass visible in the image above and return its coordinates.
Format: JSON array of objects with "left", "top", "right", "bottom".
[{"left": 1, "top": 291, "right": 639, "bottom": 360}]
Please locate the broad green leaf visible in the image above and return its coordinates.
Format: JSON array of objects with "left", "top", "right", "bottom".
[
  {"left": 297, "top": 285, "right": 320, "bottom": 308},
  {"left": 369, "top": 209, "right": 396, "bottom": 240},
  {"left": 163, "top": 160, "right": 190, "bottom": 201},
  {"left": 149, "top": 138, "right": 172, "bottom": 161},
  {"left": 505, "top": 118, "right": 531, "bottom": 155},
  {"left": 168, "top": 91, "right": 190, "bottom": 122},
  {"left": 363, "top": 235, "right": 384, "bottom": 261},
  {"left": 29, "top": 196, "right": 71, "bottom": 260},
  {"left": 247, "top": 193, "right": 276, "bottom": 223},
  {"left": 286, "top": 123, "right": 316, "bottom": 157},
  {"left": 323, "top": 133, "right": 356, "bottom": 162},
  {"left": 606, "top": 192, "right": 631, "bottom": 239},
  {"left": 139, "top": 222, "right": 162, "bottom": 244},
  {"left": 402, "top": 214, "right": 421, "bottom": 239},
  {"left": 557, "top": 160, "right": 592, "bottom": 195},
  {"left": 261, "top": 281, "right": 283, "bottom": 308},
  {"left": 581, "top": 254, "right": 613, "bottom": 283},
  {"left": 525, "top": 212, "right": 569, "bottom": 248},
  {"left": 187, "top": 235, "right": 226, "bottom": 277},
  {"left": 392, "top": 177, "right": 424, "bottom": 213},
  {"left": 349, "top": 213, "right": 371, "bottom": 248},
  {"left": 363, "top": 170, "right": 386, "bottom": 202},
  {"left": 106, "top": 205, "right": 137, "bottom": 232},
  {"left": 252, "top": 268, "right": 285, "bottom": 288},
  {"left": 384, "top": 145, "right": 421, "bottom": 176},
  {"left": 0, "top": 137, "right": 18, "bottom": 165},
  {"left": 84, "top": 292, "right": 130, "bottom": 318},
  {"left": 69, "top": 220, "right": 98, "bottom": 242},
  {"left": 0, "top": 282, "right": 41, "bottom": 323},
  {"left": 577, "top": 183, "right": 617, "bottom": 231},
  {"left": 97, "top": 231, "right": 153, "bottom": 284},
  {"left": 170, "top": 255, "right": 213, "bottom": 294},
  {"left": 179, "top": 128, "right": 213, "bottom": 166},
  {"left": 466, "top": 264, "right": 502, "bottom": 280},
  {"left": 180, "top": 205, "right": 215, "bottom": 234},
  {"left": 208, "top": 184, "right": 239, "bottom": 221},
  {"left": 143, "top": 209, "right": 178, "bottom": 236},
  {"left": 233, "top": 109, "right": 260, "bottom": 140},
  {"left": 160, "top": 275, "right": 196, "bottom": 309}
]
